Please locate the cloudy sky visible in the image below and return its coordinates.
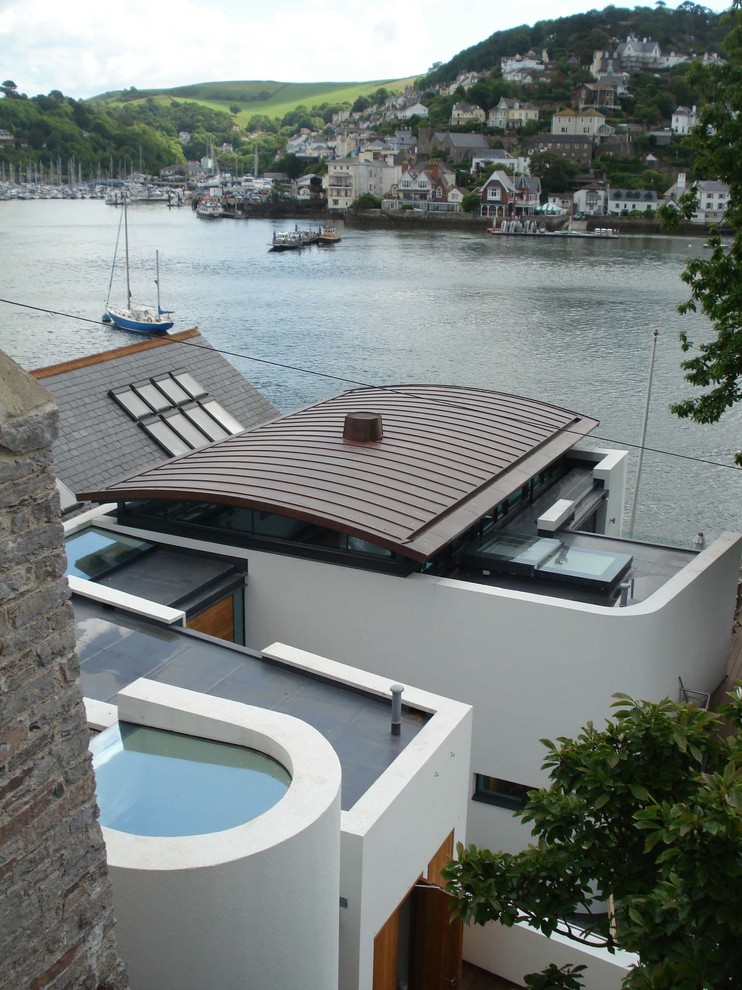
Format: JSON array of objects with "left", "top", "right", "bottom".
[{"left": 1, "top": 0, "right": 733, "bottom": 100}]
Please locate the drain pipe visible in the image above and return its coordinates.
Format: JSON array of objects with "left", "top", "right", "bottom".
[{"left": 390, "top": 683, "right": 404, "bottom": 736}]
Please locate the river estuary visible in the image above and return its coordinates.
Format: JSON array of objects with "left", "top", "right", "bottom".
[{"left": 1, "top": 198, "right": 740, "bottom": 548}]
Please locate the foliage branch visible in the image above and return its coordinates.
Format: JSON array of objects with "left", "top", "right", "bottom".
[
  {"left": 443, "top": 690, "right": 742, "bottom": 989},
  {"left": 659, "top": 5, "right": 742, "bottom": 461}
]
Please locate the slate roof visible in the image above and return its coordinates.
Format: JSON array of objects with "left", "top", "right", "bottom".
[
  {"left": 447, "top": 133, "right": 490, "bottom": 149},
  {"left": 32, "top": 329, "right": 278, "bottom": 498}
]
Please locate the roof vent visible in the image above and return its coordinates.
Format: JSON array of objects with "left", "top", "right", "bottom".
[{"left": 343, "top": 411, "right": 383, "bottom": 443}]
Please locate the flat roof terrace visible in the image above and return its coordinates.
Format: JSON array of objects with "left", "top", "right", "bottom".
[
  {"left": 450, "top": 458, "right": 695, "bottom": 606},
  {"left": 74, "top": 598, "right": 428, "bottom": 811}
]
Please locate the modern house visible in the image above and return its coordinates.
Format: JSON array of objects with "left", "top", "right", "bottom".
[
  {"left": 21, "top": 338, "right": 742, "bottom": 989},
  {"left": 4, "top": 345, "right": 472, "bottom": 990}
]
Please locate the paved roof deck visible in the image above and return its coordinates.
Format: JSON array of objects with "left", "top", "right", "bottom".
[
  {"left": 74, "top": 598, "right": 428, "bottom": 811},
  {"left": 486, "top": 457, "right": 696, "bottom": 604},
  {"left": 453, "top": 532, "right": 694, "bottom": 606},
  {"left": 67, "top": 532, "right": 245, "bottom": 615}
]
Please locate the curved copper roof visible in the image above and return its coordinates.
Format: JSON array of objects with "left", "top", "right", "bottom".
[{"left": 79, "top": 385, "right": 598, "bottom": 562}]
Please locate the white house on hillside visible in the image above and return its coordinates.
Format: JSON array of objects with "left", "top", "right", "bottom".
[
  {"left": 552, "top": 107, "right": 606, "bottom": 137},
  {"left": 672, "top": 105, "right": 698, "bottom": 134}
]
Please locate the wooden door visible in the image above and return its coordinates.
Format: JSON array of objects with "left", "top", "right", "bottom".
[
  {"left": 372, "top": 903, "right": 400, "bottom": 990},
  {"left": 187, "top": 594, "right": 234, "bottom": 641},
  {"left": 426, "top": 830, "right": 455, "bottom": 888},
  {"left": 410, "top": 881, "right": 463, "bottom": 990}
]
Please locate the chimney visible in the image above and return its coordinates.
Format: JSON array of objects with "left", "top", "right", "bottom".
[{"left": 343, "top": 411, "right": 383, "bottom": 443}]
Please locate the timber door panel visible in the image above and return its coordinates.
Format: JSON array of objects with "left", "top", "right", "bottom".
[
  {"left": 373, "top": 904, "right": 400, "bottom": 990},
  {"left": 426, "top": 829, "right": 455, "bottom": 888},
  {"left": 410, "top": 882, "right": 463, "bottom": 990},
  {"left": 186, "top": 594, "right": 235, "bottom": 642}
]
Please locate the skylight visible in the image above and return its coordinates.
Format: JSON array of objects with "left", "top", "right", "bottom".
[{"left": 110, "top": 370, "right": 245, "bottom": 457}]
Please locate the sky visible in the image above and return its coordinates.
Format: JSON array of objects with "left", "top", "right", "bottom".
[{"left": 0, "top": 0, "right": 733, "bottom": 100}]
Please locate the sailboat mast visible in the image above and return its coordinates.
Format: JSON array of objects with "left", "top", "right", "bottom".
[
  {"left": 155, "top": 250, "right": 161, "bottom": 313},
  {"left": 123, "top": 194, "right": 132, "bottom": 308}
]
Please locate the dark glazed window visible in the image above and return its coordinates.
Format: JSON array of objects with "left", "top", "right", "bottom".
[{"left": 473, "top": 774, "right": 534, "bottom": 810}]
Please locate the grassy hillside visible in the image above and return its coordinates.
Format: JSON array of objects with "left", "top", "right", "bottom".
[{"left": 94, "top": 77, "right": 419, "bottom": 123}]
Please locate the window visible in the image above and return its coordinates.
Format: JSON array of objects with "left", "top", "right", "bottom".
[
  {"left": 473, "top": 774, "right": 534, "bottom": 810},
  {"left": 110, "top": 371, "right": 245, "bottom": 458}
]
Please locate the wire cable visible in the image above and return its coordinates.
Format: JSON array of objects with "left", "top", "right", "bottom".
[{"left": 1, "top": 295, "right": 740, "bottom": 474}]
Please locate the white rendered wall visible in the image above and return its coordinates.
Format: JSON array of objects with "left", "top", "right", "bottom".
[
  {"left": 246, "top": 534, "right": 739, "bottom": 801},
  {"left": 93, "top": 517, "right": 740, "bottom": 988},
  {"left": 261, "top": 644, "right": 473, "bottom": 990},
  {"left": 101, "top": 681, "right": 342, "bottom": 990},
  {"left": 104, "top": 521, "right": 741, "bottom": 851},
  {"left": 464, "top": 919, "right": 635, "bottom": 989}
]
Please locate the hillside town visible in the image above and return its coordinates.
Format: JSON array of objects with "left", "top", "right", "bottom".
[
  {"left": 0, "top": 25, "right": 733, "bottom": 227},
  {"left": 168, "top": 32, "right": 730, "bottom": 224}
]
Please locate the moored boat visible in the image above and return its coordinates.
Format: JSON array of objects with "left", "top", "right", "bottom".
[
  {"left": 317, "top": 224, "right": 342, "bottom": 245},
  {"left": 270, "top": 230, "right": 303, "bottom": 251},
  {"left": 103, "top": 200, "right": 174, "bottom": 334},
  {"left": 196, "top": 196, "right": 224, "bottom": 219}
]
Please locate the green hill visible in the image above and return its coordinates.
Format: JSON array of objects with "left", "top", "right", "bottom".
[{"left": 94, "top": 78, "right": 419, "bottom": 124}]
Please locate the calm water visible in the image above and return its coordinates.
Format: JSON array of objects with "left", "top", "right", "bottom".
[{"left": 1, "top": 199, "right": 740, "bottom": 547}]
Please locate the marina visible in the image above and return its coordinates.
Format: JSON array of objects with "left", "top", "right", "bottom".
[{"left": 0, "top": 197, "right": 739, "bottom": 549}]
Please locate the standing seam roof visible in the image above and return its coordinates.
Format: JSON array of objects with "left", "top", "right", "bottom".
[{"left": 79, "top": 385, "right": 599, "bottom": 562}]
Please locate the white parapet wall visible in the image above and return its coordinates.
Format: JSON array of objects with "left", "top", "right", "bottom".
[
  {"left": 464, "top": 917, "right": 636, "bottom": 989},
  {"left": 262, "top": 643, "right": 473, "bottom": 990},
  {"left": 98, "top": 679, "right": 342, "bottom": 990}
]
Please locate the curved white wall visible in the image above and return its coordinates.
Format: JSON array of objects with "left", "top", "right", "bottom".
[{"left": 99, "top": 680, "right": 342, "bottom": 990}]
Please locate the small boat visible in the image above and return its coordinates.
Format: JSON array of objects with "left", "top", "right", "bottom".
[
  {"left": 297, "top": 225, "right": 320, "bottom": 245},
  {"left": 103, "top": 198, "right": 174, "bottom": 333},
  {"left": 196, "top": 196, "right": 224, "bottom": 219},
  {"left": 317, "top": 224, "right": 342, "bottom": 245},
  {"left": 270, "top": 230, "right": 303, "bottom": 251}
]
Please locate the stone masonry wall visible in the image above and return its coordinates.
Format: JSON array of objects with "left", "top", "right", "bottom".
[{"left": 0, "top": 352, "right": 127, "bottom": 989}]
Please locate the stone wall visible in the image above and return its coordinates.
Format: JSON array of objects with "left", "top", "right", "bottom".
[{"left": 0, "top": 351, "right": 127, "bottom": 989}]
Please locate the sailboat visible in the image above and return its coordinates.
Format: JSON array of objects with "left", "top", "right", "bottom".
[{"left": 103, "top": 195, "right": 174, "bottom": 333}]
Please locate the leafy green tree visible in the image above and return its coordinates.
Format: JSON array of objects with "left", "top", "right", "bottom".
[
  {"left": 659, "top": 6, "right": 742, "bottom": 462},
  {"left": 444, "top": 691, "right": 742, "bottom": 990},
  {"left": 529, "top": 152, "right": 578, "bottom": 198},
  {"left": 461, "top": 191, "right": 481, "bottom": 213},
  {"left": 352, "top": 192, "right": 382, "bottom": 209}
]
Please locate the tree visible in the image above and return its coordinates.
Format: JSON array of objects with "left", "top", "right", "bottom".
[
  {"left": 443, "top": 691, "right": 742, "bottom": 990},
  {"left": 351, "top": 193, "right": 382, "bottom": 209},
  {"left": 461, "top": 191, "right": 481, "bottom": 213},
  {"left": 1, "top": 80, "right": 23, "bottom": 99},
  {"left": 529, "top": 152, "right": 578, "bottom": 198},
  {"left": 658, "top": 6, "right": 742, "bottom": 463}
]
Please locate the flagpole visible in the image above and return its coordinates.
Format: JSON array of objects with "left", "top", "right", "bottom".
[{"left": 627, "top": 328, "right": 659, "bottom": 539}]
